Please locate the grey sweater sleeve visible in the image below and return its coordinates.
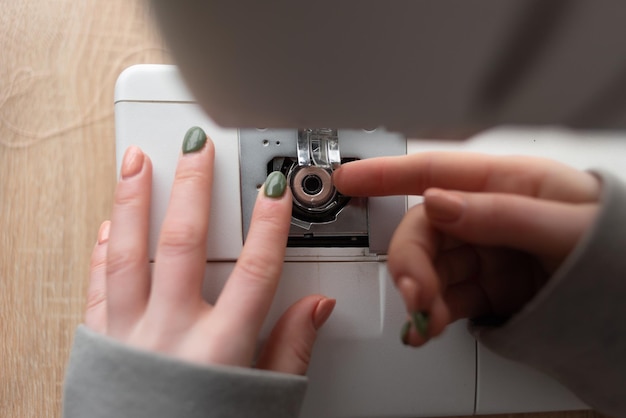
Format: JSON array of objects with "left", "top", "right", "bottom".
[
  {"left": 62, "top": 325, "right": 307, "bottom": 418},
  {"left": 472, "top": 170, "right": 626, "bottom": 417}
]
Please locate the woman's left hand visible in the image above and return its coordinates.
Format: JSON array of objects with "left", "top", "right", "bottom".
[{"left": 84, "top": 127, "right": 335, "bottom": 375}]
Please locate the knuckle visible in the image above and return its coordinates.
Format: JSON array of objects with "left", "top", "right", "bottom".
[
  {"left": 158, "top": 221, "right": 205, "bottom": 256},
  {"left": 90, "top": 251, "right": 107, "bottom": 272},
  {"left": 174, "top": 165, "right": 210, "bottom": 190},
  {"left": 253, "top": 203, "right": 289, "bottom": 233},
  {"left": 106, "top": 250, "right": 145, "bottom": 277},
  {"left": 114, "top": 183, "right": 143, "bottom": 207},
  {"left": 253, "top": 209, "right": 276, "bottom": 226},
  {"left": 85, "top": 288, "right": 106, "bottom": 312},
  {"left": 287, "top": 338, "right": 312, "bottom": 371},
  {"left": 236, "top": 255, "right": 279, "bottom": 289}
]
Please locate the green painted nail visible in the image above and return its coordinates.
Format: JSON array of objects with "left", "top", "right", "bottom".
[
  {"left": 411, "top": 311, "right": 430, "bottom": 338},
  {"left": 182, "top": 126, "right": 207, "bottom": 154},
  {"left": 400, "top": 320, "right": 411, "bottom": 345},
  {"left": 264, "top": 171, "right": 287, "bottom": 198}
]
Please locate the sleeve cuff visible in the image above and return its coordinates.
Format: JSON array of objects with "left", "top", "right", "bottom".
[
  {"left": 470, "top": 170, "right": 626, "bottom": 416},
  {"left": 63, "top": 325, "right": 307, "bottom": 418}
]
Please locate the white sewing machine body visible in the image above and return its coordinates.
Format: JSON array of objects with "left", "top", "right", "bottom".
[{"left": 115, "top": 65, "right": 626, "bottom": 417}]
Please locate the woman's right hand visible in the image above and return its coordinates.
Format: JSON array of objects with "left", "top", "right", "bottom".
[{"left": 333, "top": 152, "right": 601, "bottom": 346}]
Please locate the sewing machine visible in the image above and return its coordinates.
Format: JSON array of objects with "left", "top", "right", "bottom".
[
  {"left": 115, "top": 65, "right": 626, "bottom": 417},
  {"left": 115, "top": 2, "right": 626, "bottom": 416}
]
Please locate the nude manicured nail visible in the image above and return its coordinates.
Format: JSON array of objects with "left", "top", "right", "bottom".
[
  {"left": 121, "top": 146, "right": 144, "bottom": 179},
  {"left": 313, "top": 298, "right": 336, "bottom": 329},
  {"left": 424, "top": 189, "right": 465, "bottom": 223},
  {"left": 97, "top": 221, "right": 110, "bottom": 245}
]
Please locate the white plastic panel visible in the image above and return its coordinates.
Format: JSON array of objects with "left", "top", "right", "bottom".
[
  {"left": 476, "top": 348, "right": 586, "bottom": 414},
  {"left": 115, "top": 64, "right": 196, "bottom": 103},
  {"left": 115, "top": 101, "right": 242, "bottom": 261},
  {"left": 200, "top": 262, "right": 476, "bottom": 418},
  {"left": 202, "top": 262, "right": 384, "bottom": 340}
]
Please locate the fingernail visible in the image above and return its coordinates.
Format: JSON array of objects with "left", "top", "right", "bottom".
[
  {"left": 97, "top": 221, "right": 110, "bottom": 245},
  {"left": 400, "top": 320, "right": 411, "bottom": 345},
  {"left": 121, "top": 146, "right": 144, "bottom": 179},
  {"left": 397, "top": 276, "right": 419, "bottom": 313},
  {"left": 424, "top": 189, "right": 465, "bottom": 223},
  {"left": 313, "top": 298, "right": 336, "bottom": 329},
  {"left": 182, "top": 126, "right": 207, "bottom": 154},
  {"left": 411, "top": 311, "right": 430, "bottom": 338},
  {"left": 264, "top": 171, "right": 287, "bottom": 198}
]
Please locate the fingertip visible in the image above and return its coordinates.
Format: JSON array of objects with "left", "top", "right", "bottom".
[
  {"left": 400, "top": 296, "right": 451, "bottom": 348},
  {"left": 262, "top": 171, "right": 288, "bottom": 199},
  {"left": 403, "top": 320, "right": 429, "bottom": 347},
  {"left": 250, "top": 172, "right": 292, "bottom": 230},
  {"left": 206, "top": 135, "right": 215, "bottom": 158},
  {"left": 120, "top": 146, "right": 145, "bottom": 180},
  {"left": 256, "top": 294, "right": 330, "bottom": 374},
  {"left": 331, "top": 166, "right": 346, "bottom": 192},
  {"left": 331, "top": 160, "right": 374, "bottom": 196},
  {"left": 143, "top": 152, "right": 153, "bottom": 175},
  {"left": 181, "top": 126, "right": 211, "bottom": 155},
  {"left": 312, "top": 297, "right": 336, "bottom": 330},
  {"left": 97, "top": 220, "right": 111, "bottom": 245}
]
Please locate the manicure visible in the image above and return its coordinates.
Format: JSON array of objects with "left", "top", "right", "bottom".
[
  {"left": 264, "top": 171, "right": 287, "bottom": 198},
  {"left": 182, "top": 126, "right": 207, "bottom": 154},
  {"left": 424, "top": 189, "right": 465, "bottom": 223},
  {"left": 97, "top": 221, "right": 111, "bottom": 245},
  {"left": 411, "top": 311, "right": 430, "bottom": 338},
  {"left": 400, "top": 320, "right": 411, "bottom": 345},
  {"left": 121, "top": 146, "right": 144, "bottom": 179},
  {"left": 313, "top": 298, "right": 336, "bottom": 329}
]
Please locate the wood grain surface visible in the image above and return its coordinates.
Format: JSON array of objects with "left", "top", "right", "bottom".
[{"left": 0, "top": 1, "right": 609, "bottom": 418}]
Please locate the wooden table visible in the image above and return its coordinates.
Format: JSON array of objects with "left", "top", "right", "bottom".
[{"left": 0, "top": 1, "right": 609, "bottom": 417}]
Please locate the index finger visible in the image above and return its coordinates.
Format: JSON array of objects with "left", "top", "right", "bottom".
[
  {"left": 333, "top": 152, "right": 600, "bottom": 202},
  {"left": 212, "top": 172, "right": 292, "bottom": 339}
]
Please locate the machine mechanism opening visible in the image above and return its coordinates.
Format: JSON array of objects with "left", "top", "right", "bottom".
[
  {"left": 267, "top": 157, "right": 368, "bottom": 247},
  {"left": 238, "top": 127, "right": 411, "bottom": 251}
]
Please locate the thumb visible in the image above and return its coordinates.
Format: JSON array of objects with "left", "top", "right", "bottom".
[
  {"left": 256, "top": 295, "right": 335, "bottom": 375},
  {"left": 423, "top": 188, "right": 598, "bottom": 265}
]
